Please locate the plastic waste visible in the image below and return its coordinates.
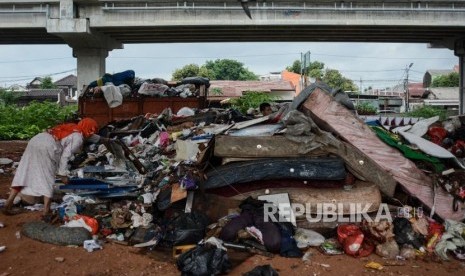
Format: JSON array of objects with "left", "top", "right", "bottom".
[
  {"left": 0, "top": 246, "right": 5, "bottom": 253},
  {"left": 302, "top": 251, "right": 312, "bottom": 262},
  {"left": 294, "top": 228, "right": 326, "bottom": 248},
  {"left": 168, "top": 212, "right": 209, "bottom": 246},
  {"left": 176, "top": 107, "right": 195, "bottom": 117},
  {"left": 365, "top": 261, "right": 384, "bottom": 270},
  {"left": 319, "top": 238, "right": 344, "bottom": 255},
  {"left": 337, "top": 224, "right": 374, "bottom": 257},
  {"left": 176, "top": 244, "right": 231, "bottom": 275},
  {"left": 83, "top": 239, "right": 102, "bottom": 252},
  {"left": 434, "top": 219, "right": 465, "bottom": 260},
  {"left": 243, "top": 265, "right": 279, "bottom": 276},
  {"left": 400, "top": 244, "right": 416, "bottom": 259},
  {"left": 64, "top": 201, "right": 78, "bottom": 218},
  {"left": 375, "top": 240, "right": 399, "bottom": 259},
  {"left": 393, "top": 217, "right": 425, "bottom": 250}
]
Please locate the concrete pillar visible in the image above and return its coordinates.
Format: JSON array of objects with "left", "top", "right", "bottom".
[
  {"left": 454, "top": 40, "right": 465, "bottom": 114},
  {"left": 73, "top": 48, "right": 108, "bottom": 94},
  {"left": 459, "top": 55, "right": 465, "bottom": 115}
]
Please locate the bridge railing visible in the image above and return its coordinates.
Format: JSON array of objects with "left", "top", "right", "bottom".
[
  {"left": 3, "top": 1, "right": 465, "bottom": 14},
  {"left": 98, "top": 1, "right": 465, "bottom": 12}
]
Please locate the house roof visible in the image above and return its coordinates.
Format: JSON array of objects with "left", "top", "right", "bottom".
[
  {"left": 426, "top": 69, "right": 455, "bottom": 76},
  {"left": 428, "top": 87, "right": 459, "bottom": 100},
  {"left": 281, "top": 70, "right": 302, "bottom": 95},
  {"left": 29, "top": 77, "right": 43, "bottom": 84},
  {"left": 208, "top": 80, "right": 295, "bottom": 100},
  {"left": 408, "top": 83, "right": 428, "bottom": 98},
  {"left": 7, "top": 84, "right": 27, "bottom": 91},
  {"left": 16, "top": 89, "right": 63, "bottom": 97},
  {"left": 54, "top": 74, "right": 77, "bottom": 87}
]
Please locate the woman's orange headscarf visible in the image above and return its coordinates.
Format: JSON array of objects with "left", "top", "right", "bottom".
[
  {"left": 49, "top": 118, "right": 98, "bottom": 140},
  {"left": 77, "top": 118, "right": 98, "bottom": 138}
]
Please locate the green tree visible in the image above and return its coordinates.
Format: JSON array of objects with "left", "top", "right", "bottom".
[
  {"left": 40, "top": 76, "right": 57, "bottom": 89},
  {"left": 432, "top": 72, "right": 459, "bottom": 87},
  {"left": 172, "top": 63, "right": 212, "bottom": 81},
  {"left": 286, "top": 60, "right": 325, "bottom": 79},
  {"left": 204, "top": 59, "right": 258, "bottom": 80},
  {"left": 0, "top": 89, "right": 19, "bottom": 106},
  {"left": 286, "top": 60, "right": 302, "bottom": 74},
  {"left": 322, "top": 69, "right": 358, "bottom": 92},
  {"left": 308, "top": 61, "right": 325, "bottom": 79}
]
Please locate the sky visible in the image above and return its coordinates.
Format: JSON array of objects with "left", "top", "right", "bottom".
[{"left": 0, "top": 42, "right": 458, "bottom": 91}]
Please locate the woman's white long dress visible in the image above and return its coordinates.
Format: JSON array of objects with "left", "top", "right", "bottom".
[{"left": 11, "top": 132, "right": 83, "bottom": 198}]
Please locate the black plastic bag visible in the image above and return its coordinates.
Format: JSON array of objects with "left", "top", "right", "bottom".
[
  {"left": 177, "top": 244, "right": 231, "bottom": 276},
  {"left": 243, "top": 265, "right": 279, "bottom": 276},
  {"left": 393, "top": 217, "right": 424, "bottom": 249},
  {"left": 168, "top": 212, "right": 209, "bottom": 246},
  {"left": 275, "top": 222, "right": 302, "bottom": 258}
]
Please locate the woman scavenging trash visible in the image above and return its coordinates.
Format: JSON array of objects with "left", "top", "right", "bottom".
[{"left": 2, "top": 117, "right": 107, "bottom": 220}]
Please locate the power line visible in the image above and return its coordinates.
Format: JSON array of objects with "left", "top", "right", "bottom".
[
  {"left": 1, "top": 69, "right": 76, "bottom": 83},
  {"left": 312, "top": 53, "right": 456, "bottom": 60},
  {"left": 340, "top": 69, "right": 403, "bottom": 73},
  {"left": 0, "top": 57, "right": 71, "bottom": 64}
]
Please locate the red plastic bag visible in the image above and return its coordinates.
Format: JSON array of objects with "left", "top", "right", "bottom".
[
  {"left": 427, "top": 126, "right": 447, "bottom": 145},
  {"left": 73, "top": 215, "right": 99, "bottom": 235},
  {"left": 337, "top": 224, "right": 374, "bottom": 257}
]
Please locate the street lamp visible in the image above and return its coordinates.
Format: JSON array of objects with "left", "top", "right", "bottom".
[{"left": 405, "top": 63, "right": 414, "bottom": 113}]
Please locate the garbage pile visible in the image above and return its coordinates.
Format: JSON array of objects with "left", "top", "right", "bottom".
[
  {"left": 4, "top": 82, "right": 465, "bottom": 274},
  {"left": 82, "top": 70, "right": 210, "bottom": 106}
]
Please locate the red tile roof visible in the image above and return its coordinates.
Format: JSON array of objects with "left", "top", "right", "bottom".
[
  {"left": 408, "top": 82, "right": 427, "bottom": 98},
  {"left": 281, "top": 70, "right": 303, "bottom": 94}
]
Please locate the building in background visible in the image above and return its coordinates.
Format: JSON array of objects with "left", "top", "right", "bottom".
[{"left": 54, "top": 74, "right": 77, "bottom": 99}]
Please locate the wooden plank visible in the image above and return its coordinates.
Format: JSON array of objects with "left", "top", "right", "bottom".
[
  {"left": 301, "top": 86, "right": 465, "bottom": 221},
  {"left": 214, "top": 135, "right": 327, "bottom": 158},
  {"left": 230, "top": 116, "right": 270, "bottom": 130}
]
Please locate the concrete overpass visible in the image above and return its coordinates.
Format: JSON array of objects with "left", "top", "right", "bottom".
[{"left": 2, "top": 0, "right": 465, "bottom": 111}]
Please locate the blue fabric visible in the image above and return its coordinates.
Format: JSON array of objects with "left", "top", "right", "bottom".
[{"left": 88, "top": 70, "right": 135, "bottom": 88}]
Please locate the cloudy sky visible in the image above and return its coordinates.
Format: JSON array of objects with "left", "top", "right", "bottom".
[{"left": 0, "top": 42, "right": 458, "bottom": 91}]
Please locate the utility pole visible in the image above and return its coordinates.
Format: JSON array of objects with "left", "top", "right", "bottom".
[
  {"left": 300, "top": 52, "right": 304, "bottom": 92},
  {"left": 404, "top": 63, "right": 414, "bottom": 113},
  {"left": 359, "top": 77, "right": 363, "bottom": 94},
  {"left": 301, "top": 51, "right": 311, "bottom": 90}
]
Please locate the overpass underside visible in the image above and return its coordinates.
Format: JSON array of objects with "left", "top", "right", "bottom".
[
  {"left": 1, "top": 1, "right": 465, "bottom": 46},
  {"left": 2, "top": 0, "right": 465, "bottom": 112}
]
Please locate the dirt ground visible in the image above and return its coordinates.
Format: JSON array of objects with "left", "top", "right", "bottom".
[{"left": 1, "top": 140, "right": 465, "bottom": 276}]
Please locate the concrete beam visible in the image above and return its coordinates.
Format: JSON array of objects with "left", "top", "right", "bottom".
[{"left": 46, "top": 18, "right": 122, "bottom": 49}]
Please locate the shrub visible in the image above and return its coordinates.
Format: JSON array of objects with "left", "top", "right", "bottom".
[
  {"left": 229, "top": 92, "right": 279, "bottom": 114},
  {"left": 407, "top": 105, "right": 447, "bottom": 120},
  {"left": 0, "top": 101, "right": 77, "bottom": 140}
]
